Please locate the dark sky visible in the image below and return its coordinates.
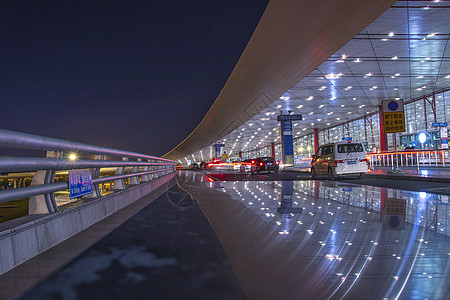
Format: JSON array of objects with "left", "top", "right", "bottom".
[{"left": 0, "top": 0, "right": 269, "bottom": 156}]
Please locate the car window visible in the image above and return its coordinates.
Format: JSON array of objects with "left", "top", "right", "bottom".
[
  {"left": 261, "top": 157, "right": 274, "bottom": 162},
  {"left": 337, "top": 143, "right": 364, "bottom": 153},
  {"left": 321, "top": 145, "right": 333, "bottom": 155}
]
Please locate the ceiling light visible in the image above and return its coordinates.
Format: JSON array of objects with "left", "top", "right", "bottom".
[
  {"left": 249, "top": 123, "right": 254, "bottom": 126},
  {"left": 381, "top": 38, "right": 389, "bottom": 41},
  {"left": 388, "top": 32, "right": 394, "bottom": 37},
  {"left": 365, "top": 72, "right": 372, "bottom": 76},
  {"left": 336, "top": 59, "right": 344, "bottom": 63},
  {"left": 392, "top": 56, "right": 398, "bottom": 60},
  {"left": 417, "top": 75, "right": 424, "bottom": 78},
  {"left": 326, "top": 123, "right": 330, "bottom": 125},
  {"left": 309, "top": 112, "right": 314, "bottom": 115},
  {"left": 354, "top": 58, "right": 361, "bottom": 62},
  {"left": 297, "top": 105, "right": 303, "bottom": 108},
  {"left": 317, "top": 119, "right": 322, "bottom": 121},
  {"left": 373, "top": 86, "right": 378, "bottom": 89},
  {"left": 330, "top": 97, "right": 337, "bottom": 100},
  {"left": 353, "top": 98, "right": 356, "bottom": 100},
  {"left": 445, "top": 75, "right": 450, "bottom": 79},
  {"left": 395, "top": 73, "right": 400, "bottom": 76},
  {"left": 306, "top": 96, "right": 314, "bottom": 100},
  {"left": 276, "top": 105, "right": 281, "bottom": 108},
  {"left": 311, "top": 123, "right": 314, "bottom": 126},
  {"left": 319, "top": 86, "right": 327, "bottom": 90},
  {"left": 341, "top": 105, "right": 345, "bottom": 107},
  {"left": 427, "top": 33, "right": 437, "bottom": 38},
  {"left": 347, "top": 112, "right": 352, "bottom": 114},
  {"left": 280, "top": 96, "right": 290, "bottom": 100},
  {"left": 341, "top": 54, "right": 347, "bottom": 59},
  {"left": 319, "top": 105, "right": 325, "bottom": 108},
  {"left": 336, "top": 118, "right": 341, "bottom": 120}
]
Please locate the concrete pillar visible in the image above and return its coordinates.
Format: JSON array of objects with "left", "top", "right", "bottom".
[
  {"left": 271, "top": 142, "right": 275, "bottom": 159},
  {"left": 113, "top": 157, "right": 127, "bottom": 190},
  {"left": 313, "top": 128, "right": 319, "bottom": 153},
  {"left": 129, "top": 158, "right": 141, "bottom": 185}
]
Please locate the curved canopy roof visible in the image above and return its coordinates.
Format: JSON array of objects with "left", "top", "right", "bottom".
[{"left": 164, "top": 0, "right": 399, "bottom": 161}]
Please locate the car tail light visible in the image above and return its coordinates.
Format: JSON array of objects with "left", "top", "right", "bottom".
[
  {"left": 334, "top": 160, "right": 344, "bottom": 167},
  {"left": 251, "top": 160, "right": 255, "bottom": 164},
  {"left": 260, "top": 162, "right": 263, "bottom": 166},
  {"left": 360, "top": 158, "right": 369, "bottom": 164}
]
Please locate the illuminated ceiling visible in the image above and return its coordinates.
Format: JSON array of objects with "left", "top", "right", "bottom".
[{"left": 165, "top": 0, "right": 450, "bottom": 162}]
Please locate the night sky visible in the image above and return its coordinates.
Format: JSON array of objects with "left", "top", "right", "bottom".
[{"left": 0, "top": 1, "right": 269, "bottom": 156}]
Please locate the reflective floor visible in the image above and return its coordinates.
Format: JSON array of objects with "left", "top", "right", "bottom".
[{"left": 180, "top": 171, "right": 450, "bottom": 299}]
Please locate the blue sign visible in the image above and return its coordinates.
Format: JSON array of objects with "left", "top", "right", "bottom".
[
  {"left": 387, "top": 101, "right": 398, "bottom": 111},
  {"left": 342, "top": 137, "right": 352, "bottom": 141},
  {"left": 281, "top": 121, "right": 294, "bottom": 165},
  {"left": 277, "top": 114, "right": 302, "bottom": 121},
  {"left": 432, "top": 122, "right": 448, "bottom": 127},
  {"left": 69, "top": 169, "right": 93, "bottom": 199},
  {"left": 213, "top": 143, "right": 225, "bottom": 147}
]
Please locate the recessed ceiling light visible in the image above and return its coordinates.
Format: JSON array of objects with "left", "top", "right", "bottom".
[
  {"left": 381, "top": 38, "right": 389, "bottom": 41},
  {"left": 354, "top": 58, "right": 361, "bottom": 63},
  {"left": 373, "top": 86, "right": 378, "bottom": 89},
  {"left": 347, "top": 112, "right": 352, "bottom": 114},
  {"left": 319, "top": 86, "right": 327, "bottom": 90},
  {"left": 317, "top": 119, "right": 322, "bottom": 121},
  {"left": 309, "top": 112, "right": 314, "bottom": 115},
  {"left": 311, "top": 123, "right": 315, "bottom": 126},
  {"left": 330, "top": 97, "right": 337, "bottom": 100},
  {"left": 417, "top": 75, "right": 424, "bottom": 78},
  {"left": 327, "top": 123, "right": 330, "bottom": 125},
  {"left": 306, "top": 96, "right": 314, "bottom": 101},
  {"left": 392, "top": 56, "right": 398, "bottom": 60},
  {"left": 395, "top": 73, "right": 400, "bottom": 76},
  {"left": 445, "top": 75, "right": 450, "bottom": 78},
  {"left": 319, "top": 104, "right": 325, "bottom": 108},
  {"left": 297, "top": 105, "right": 304, "bottom": 108},
  {"left": 388, "top": 32, "right": 394, "bottom": 37},
  {"left": 341, "top": 54, "right": 347, "bottom": 59},
  {"left": 341, "top": 105, "right": 345, "bottom": 107},
  {"left": 280, "top": 96, "right": 290, "bottom": 100},
  {"left": 427, "top": 33, "right": 437, "bottom": 38},
  {"left": 276, "top": 105, "right": 281, "bottom": 108},
  {"left": 353, "top": 98, "right": 356, "bottom": 100},
  {"left": 336, "top": 118, "right": 341, "bottom": 120},
  {"left": 365, "top": 72, "right": 373, "bottom": 76},
  {"left": 249, "top": 123, "right": 254, "bottom": 126}
]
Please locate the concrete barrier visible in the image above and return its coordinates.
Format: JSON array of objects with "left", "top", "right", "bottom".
[{"left": 0, "top": 172, "right": 175, "bottom": 275}]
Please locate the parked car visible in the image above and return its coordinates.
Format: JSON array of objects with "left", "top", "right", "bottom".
[
  {"left": 250, "top": 157, "right": 279, "bottom": 174},
  {"left": 310, "top": 141, "right": 368, "bottom": 180}
]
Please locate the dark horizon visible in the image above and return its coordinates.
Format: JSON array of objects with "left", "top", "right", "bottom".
[{"left": 0, "top": 1, "right": 269, "bottom": 156}]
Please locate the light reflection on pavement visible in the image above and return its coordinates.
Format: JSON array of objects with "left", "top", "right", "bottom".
[{"left": 180, "top": 171, "right": 450, "bottom": 299}]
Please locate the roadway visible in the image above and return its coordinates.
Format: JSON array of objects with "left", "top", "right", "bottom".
[{"left": 10, "top": 169, "right": 450, "bottom": 299}]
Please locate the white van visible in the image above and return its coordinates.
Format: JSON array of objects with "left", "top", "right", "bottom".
[{"left": 310, "top": 141, "right": 368, "bottom": 180}]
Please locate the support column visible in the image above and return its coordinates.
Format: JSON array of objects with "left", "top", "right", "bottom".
[
  {"left": 313, "top": 128, "right": 319, "bottom": 153},
  {"left": 379, "top": 106, "right": 388, "bottom": 151},
  {"left": 271, "top": 142, "right": 275, "bottom": 159}
]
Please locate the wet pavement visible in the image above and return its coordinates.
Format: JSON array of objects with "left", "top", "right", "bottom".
[
  {"left": 179, "top": 171, "right": 449, "bottom": 299},
  {"left": 14, "top": 170, "right": 450, "bottom": 299},
  {"left": 19, "top": 181, "right": 244, "bottom": 300}
]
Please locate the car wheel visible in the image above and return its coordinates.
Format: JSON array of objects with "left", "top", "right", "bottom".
[
  {"left": 328, "top": 168, "right": 336, "bottom": 181},
  {"left": 311, "top": 167, "right": 317, "bottom": 179}
]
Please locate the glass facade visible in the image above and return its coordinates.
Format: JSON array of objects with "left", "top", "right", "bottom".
[{"left": 237, "top": 89, "right": 450, "bottom": 163}]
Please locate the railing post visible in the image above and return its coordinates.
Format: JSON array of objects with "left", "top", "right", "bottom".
[
  {"left": 86, "top": 154, "right": 104, "bottom": 199},
  {"left": 129, "top": 158, "right": 141, "bottom": 185},
  {"left": 113, "top": 157, "right": 128, "bottom": 190}
]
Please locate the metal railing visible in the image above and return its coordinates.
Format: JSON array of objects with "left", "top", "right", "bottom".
[
  {"left": 368, "top": 149, "right": 450, "bottom": 171},
  {"left": 0, "top": 129, "right": 176, "bottom": 213}
]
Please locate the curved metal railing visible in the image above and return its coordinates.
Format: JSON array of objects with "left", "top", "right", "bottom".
[{"left": 0, "top": 129, "right": 176, "bottom": 213}]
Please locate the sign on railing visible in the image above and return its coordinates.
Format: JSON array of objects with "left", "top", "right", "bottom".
[{"left": 69, "top": 169, "right": 93, "bottom": 199}]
